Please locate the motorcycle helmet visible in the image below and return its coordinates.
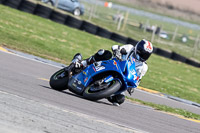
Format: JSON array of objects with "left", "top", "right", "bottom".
[{"left": 135, "top": 39, "right": 153, "bottom": 62}]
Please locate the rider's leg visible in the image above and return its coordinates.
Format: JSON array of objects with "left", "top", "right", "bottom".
[
  {"left": 93, "top": 49, "right": 112, "bottom": 61},
  {"left": 72, "top": 53, "right": 82, "bottom": 63},
  {"left": 71, "top": 49, "right": 112, "bottom": 69},
  {"left": 86, "top": 49, "right": 113, "bottom": 65}
]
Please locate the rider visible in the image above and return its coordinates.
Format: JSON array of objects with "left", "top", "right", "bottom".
[{"left": 71, "top": 39, "right": 153, "bottom": 106}]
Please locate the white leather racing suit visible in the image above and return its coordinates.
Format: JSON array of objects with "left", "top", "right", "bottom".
[
  {"left": 112, "top": 44, "right": 148, "bottom": 87},
  {"left": 73, "top": 44, "right": 148, "bottom": 88}
]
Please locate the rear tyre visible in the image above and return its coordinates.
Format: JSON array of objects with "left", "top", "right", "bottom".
[
  {"left": 83, "top": 79, "right": 121, "bottom": 101},
  {"left": 49, "top": 69, "right": 68, "bottom": 91}
]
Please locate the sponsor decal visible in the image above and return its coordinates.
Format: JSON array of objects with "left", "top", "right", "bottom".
[
  {"left": 72, "top": 83, "right": 77, "bottom": 87},
  {"left": 132, "top": 57, "right": 135, "bottom": 62},
  {"left": 95, "top": 66, "right": 105, "bottom": 71},
  {"left": 72, "top": 79, "right": 84, "bottom": 91},
  {"left": 113, "top": 60, "right": 118, "bottom": 69},
  {"left": 130, "top": 69, "right": 136, "bottom": 75},
  {"left": 83, "top": 71, "right": 87, "bottom": 75},
  {"left": 77, "top": 87, "right": 82, "bottom": 90},
  {"left": 133, "top": 75, "right": 137, "bottom": 80},
  {"left": 105, "top": 76, "right": 113, "bottom": 83},
  {"left": 144, "top": 41, "right": 153, "bottom": 53},
  {"left": 92, "top": 67, "right": 96, "bottom": 72},
  {"left": 84, "top": 77, "right": 88, "bottom": 82}
]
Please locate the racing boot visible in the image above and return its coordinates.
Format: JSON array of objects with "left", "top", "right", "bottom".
[
  {"left": 64, "top": 53, "right": 83, "bottom": 76},
  {"left": 72, "top": 53, "right": 86, "bottom": 73},
  {"left": 107, "top": 93, "right": 125, "bottom": 106},
  {"left": 72, "top": 53, "right": 82, "bottom": 64}
]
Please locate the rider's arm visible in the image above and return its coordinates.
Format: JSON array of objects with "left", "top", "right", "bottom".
[
  {"left": 111, "top": 45, "right": 120, "bottom": 52},
  {"left": 136, "top": 63, "right": 148, "bottom": 86},
  {"left": 120, "top": 44, "right": 134, "bottom": 53},
  {"left": 112, "top": 44, "right": 134, "bottom": 59}
]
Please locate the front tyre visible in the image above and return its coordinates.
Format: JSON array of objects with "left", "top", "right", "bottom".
[
  {"left": 49, "top": 69, "right": 68, "bottom": 91},
  {"left": 83, "top": 80, "right": 121, "bottom": 101}
]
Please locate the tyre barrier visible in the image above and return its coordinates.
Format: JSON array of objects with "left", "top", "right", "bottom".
[
  {"left": 80, "top": 21, "right": 98, "bottom": 35},
  {"left": 96, "top": 27, "right": 112, "bottom": 39},
  {"left": 18, "top": 0, "right": 37, "bottom": 14},
  {"left": 127, "top": 38, "right": 138, "bottom": 46},
  {"left": 0, "top": 0, "right": 200, "bottom": 68},
  {"left": 34, "top": 4, "right": 52, "bottom": 19},
  {"left": 152, "top": 46, "right": 157, "bottom": 53},
  {"left": 185, "top": 59, "right": 200, "bottom": 67},
  {"left": 3, "top": 0, "right": 22, "bottom": 9},
  {"left": 65, "top": 16, "right": 83, "bottom": 29},
  {"left": 110, "top": 33, "right": 128, "bottom": 44},
  {"left": 155, "top": 48, "right": 172, "bottom": 59},
  {"left": 0, "top": 0, "right": 5, "bottom": 4},
  {"left": 171, "top": 52, "right": 187, "bottom": 63},
  {"left": 49, "top": 11, "right": 68, "bottom": 24}
]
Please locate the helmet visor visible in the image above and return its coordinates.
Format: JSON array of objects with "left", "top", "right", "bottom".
[{"left": 139, "top": 52, "right": 151, "bottom": 61}]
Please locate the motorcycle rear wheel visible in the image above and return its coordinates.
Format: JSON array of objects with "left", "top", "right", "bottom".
[
  {"left": 49, "top": 68, "right": 68, "bottom": 91},
  {"left": 83, "top": 79, "right": 121, "bottom": 101}
]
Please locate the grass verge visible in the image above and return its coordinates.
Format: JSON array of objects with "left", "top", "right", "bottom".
[
  {"left": 126, "top": 97, "right": 200, "bottom": 121},
  {"left": 0, "top": 5, "right": 200, "bottom": 104}
]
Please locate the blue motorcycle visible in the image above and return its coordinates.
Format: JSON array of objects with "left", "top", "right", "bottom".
[{"left": 49, "top": 53, "right": 138, "bottom": 101}]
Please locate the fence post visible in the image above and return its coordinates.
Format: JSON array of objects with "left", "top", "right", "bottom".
[
  {"left": 143, "top": 19, "right": 149, "bottom": 33},
  {"left": 192, "top": 34, "right": 200, "bottom": 57},
  {"left": 117, "top": 14, "right": 123, "bottom": 31},
  {"left": 89, "top": 2, "right": 97, "bottom": 21},
  {"left": 151, "top": 25, "right": 157, "bottom": 43},
  {"left": 55, "top": 0, "right": 59, "bottom": 8},
  {"left": 121, "top": 10, "right": 129, "bottom": 31},
  {"left": 171, "top": 25, "right": 178, "bottom": 44}
]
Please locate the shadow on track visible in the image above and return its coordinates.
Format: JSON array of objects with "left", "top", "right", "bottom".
[{"left": 39, "top": 85, "right": 112, "bottom": 106}]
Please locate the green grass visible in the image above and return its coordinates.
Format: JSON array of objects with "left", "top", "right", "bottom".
[
  {"left": 126, "top": 97, "right": 200, "bottom": 120},
  {"left": 0, "top": 5, "right": 117, "bottom": 64},
  {"left": 0, "top": 5, "right": 200, "bottom": 104}
]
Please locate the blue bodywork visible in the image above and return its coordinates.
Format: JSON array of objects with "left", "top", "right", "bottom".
[{"left": 68, "top": 55, "right": 139, "bottom": 95}]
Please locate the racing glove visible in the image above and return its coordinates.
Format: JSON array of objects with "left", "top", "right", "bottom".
[{"left": 112, "top": 45, "right": 121, "bottom": 60}]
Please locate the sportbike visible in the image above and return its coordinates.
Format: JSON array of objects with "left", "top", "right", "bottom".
[{"left": 49, "top": 52, "right": 138, "bottom": 101}]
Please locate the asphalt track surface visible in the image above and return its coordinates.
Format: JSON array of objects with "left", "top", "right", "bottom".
[{"left": 0, "top": 50, "right": 200, "bottom": 133}]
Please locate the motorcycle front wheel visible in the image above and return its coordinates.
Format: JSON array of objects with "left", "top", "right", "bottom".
[
  {"left": 83, "top": 79, "right": 121, "bottom": 101},
  {"left": 49, "top": 68, "right": 69, "bottom": 91}
]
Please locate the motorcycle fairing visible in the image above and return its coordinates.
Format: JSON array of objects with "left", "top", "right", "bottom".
[{"left": 68, "top": 57, "right": 138, "bottom": 95}]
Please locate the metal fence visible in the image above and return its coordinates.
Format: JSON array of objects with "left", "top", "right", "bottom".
[
  {"left": 1, "top": 0, "right": 200, "bottom": 67},
  {"left": 79, "top": 0, "right": 200, "bottom": 62}
]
